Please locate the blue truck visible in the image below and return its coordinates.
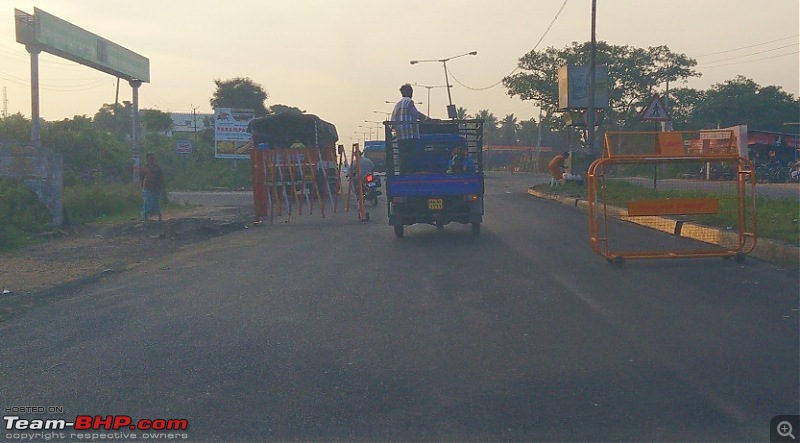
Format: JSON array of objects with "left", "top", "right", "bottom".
[{"left": 383, "top": 119, "right": 484, "bottom": 237}]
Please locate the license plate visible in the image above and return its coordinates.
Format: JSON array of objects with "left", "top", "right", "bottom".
[{"left": 428, "top": 198, "right": 443, "bottom": 210}]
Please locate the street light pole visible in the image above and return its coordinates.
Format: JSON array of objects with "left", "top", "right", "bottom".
[
  {"left": 410, "top": 51, "right": 477, "bottom": 119},
  {"left": 413, "top": 83, "right": 451, "bottom": 116},
  {"left": 365, "top": 120, "right": 383, "bottom": 140}
]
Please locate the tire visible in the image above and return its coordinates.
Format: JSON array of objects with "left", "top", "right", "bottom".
[
  {"left": 471, "top": 222, "right": 481, "bottom": 236},
  {"left": 369, "top": 196, "right": 379, "bottom": 207},
  {"left": 435, "top": 222, "right": 444, "bottom": 231},
  {"left": 394, "top": 225, "right": 404, "bottom": 238}
]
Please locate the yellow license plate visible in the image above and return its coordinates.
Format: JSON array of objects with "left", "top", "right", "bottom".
[{"left": 428, "top": 198, "right": 443, "bottom": 210}]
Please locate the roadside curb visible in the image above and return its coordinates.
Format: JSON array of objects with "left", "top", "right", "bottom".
[{"left": 527, "top": 188, "right": 799, "bottom": 269}]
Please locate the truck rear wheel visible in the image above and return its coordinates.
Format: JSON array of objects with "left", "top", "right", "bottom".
[{"left": 394, "top": 225, "right": 404, "bottom": 238}]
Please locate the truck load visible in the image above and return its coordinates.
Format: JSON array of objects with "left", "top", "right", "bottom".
[{"left": 247, "top": 113, "right": 340, "bottom": 221}]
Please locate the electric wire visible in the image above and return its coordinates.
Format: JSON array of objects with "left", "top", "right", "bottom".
[
  {"left": 448, "top": 0, "right": 570, "bottom": 91},
  {"left": 695, "top": 34, "right": 799, "bottom": 58},
  {"left": 697, "top": 50, "right": 799, "bottom": 69}
]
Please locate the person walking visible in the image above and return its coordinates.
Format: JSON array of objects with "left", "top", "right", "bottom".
[
  {"left": 140, "top": 152, "right": 165, "bottom": 221},
  {"left": 391, "top": 84, "right": 429, "bottom": 174}
]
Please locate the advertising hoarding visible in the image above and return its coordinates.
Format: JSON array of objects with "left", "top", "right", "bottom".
[
  {"left": 558, "top": 65, "right": 609, "bottom": 110},
  {"left": 214, "top": 108, "right": 254, "bottom": 159}
]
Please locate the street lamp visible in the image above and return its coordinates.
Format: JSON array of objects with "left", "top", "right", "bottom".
[
  {"left": 410, "top": 51, "right": 477, "bottom": 119},
  {"left": 413, "top": 83, "right": 452, "bottom": 116},
  {"left": 365, "top": 120, "right": 383, "bottom": 140},
  {"left": 358, "top": 125, "right": 375, "bottom": 140}
]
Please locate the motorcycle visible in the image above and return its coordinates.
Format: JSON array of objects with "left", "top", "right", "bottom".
[
  {"left": 363, "top": 173, "right": 382, "bottom": 206},
  {"left": 790, "top": 162, "right": 800, "bottom": 183}
]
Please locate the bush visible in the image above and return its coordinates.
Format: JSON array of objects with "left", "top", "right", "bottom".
[
  {"left": 0, "top": 179, "right": 53, "bottom": 249},
  {"left": 63, "top": 183, "right": 141, "bottom": 224}
]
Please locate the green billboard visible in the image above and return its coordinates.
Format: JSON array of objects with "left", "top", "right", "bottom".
[{"left": 17, "top": 8, "right": 149, "bottom": 82}]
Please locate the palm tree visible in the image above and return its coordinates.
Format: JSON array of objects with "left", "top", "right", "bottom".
[{"left": 498, "top": 114, "right": 519, "bottom": 145}]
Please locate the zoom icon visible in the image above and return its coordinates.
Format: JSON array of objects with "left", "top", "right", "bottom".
[{"left": 772, "top": 415, "right": 800, "bottom": 442}]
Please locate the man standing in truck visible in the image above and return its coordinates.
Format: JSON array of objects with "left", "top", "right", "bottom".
[{"left": 391, "top": 84, "right": 429, "bottom": 174}]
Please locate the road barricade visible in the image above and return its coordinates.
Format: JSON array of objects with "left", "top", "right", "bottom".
[{"left": 587, "top": 131, "right": 757, "bottom": 264}]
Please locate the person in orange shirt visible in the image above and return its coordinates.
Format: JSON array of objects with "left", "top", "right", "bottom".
[{"left": 548, "top": 151, "right": 569, "bottom": 187}]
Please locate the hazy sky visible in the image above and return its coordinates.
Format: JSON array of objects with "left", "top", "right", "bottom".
[{"left": 1, "top": 0, "right": 798, "bottom": 146}]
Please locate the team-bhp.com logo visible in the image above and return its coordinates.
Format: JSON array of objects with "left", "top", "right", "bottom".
[
  {"left": 4, "top": 415, "right": 189, "bottom": 441},
  {"left": 5, "top": 415, "right": 188, "bottom": 431}
]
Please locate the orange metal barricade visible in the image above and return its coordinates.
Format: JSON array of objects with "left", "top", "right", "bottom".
[{"left": 587, "top": 131, "right": 757, "bottom": 263}]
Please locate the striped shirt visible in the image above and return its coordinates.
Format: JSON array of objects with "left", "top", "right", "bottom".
[{"left": 391, "top": 97, "right": 427, "bottom": 140}]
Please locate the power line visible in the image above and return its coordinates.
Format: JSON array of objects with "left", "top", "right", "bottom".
[
  {"left": 450, "top": 0, "right": 570, "bottom": 91},
  {"left": 695, "top": 34, "right": 799, "bottom": 58},
  {"left": 696, "top": 43, "right": 798, "bottom": 64},
  {"left": 697, "top": 50, "right": 799, "bottom": 69}
]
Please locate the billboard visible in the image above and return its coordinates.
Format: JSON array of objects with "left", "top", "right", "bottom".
[
  {"left": 16, "top": 8, "right": 149, "bottom": 83},
  {"left": 558, "top": 65, "right": 609, "bottom": 110},
  {"left": 214, "top": 108, "right": 254, "bottom": 159}
]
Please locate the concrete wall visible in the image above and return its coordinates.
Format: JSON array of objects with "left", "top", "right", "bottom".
[{"left": 0, "top": 146, "right": 63, "bottom": 226}]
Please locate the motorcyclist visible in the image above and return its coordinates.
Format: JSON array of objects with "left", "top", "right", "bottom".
[{"left": 349, "top": 154, "right": 375, "bottom": 191}]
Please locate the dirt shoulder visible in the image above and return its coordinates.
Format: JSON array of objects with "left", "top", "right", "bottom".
[{"left": 0, "top": 204, "right": 251, "bottom": 321}]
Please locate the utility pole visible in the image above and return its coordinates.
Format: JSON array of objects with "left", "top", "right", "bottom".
[
  {"left": 587, "top": 0, "right": 597, "bottom": 157},
  {"left": 2, "top": 86, "right": 7, "bottom": 118},
  {"left": 190, "top": 104, "right": 199, "bottom": 142}
]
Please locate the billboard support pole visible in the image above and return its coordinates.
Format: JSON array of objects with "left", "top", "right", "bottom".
[
  {"left": 28, "top": 46, "right": 41, "bottom": 149},
  {"left": 130, "top": 79, "right": 142, "bottom": 183}
]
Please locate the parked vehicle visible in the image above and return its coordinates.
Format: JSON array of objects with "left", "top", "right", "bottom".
[
  {"left": 384, "top": 119, "right": 484, "bottom": 237},
  {"left": 755, "top": 160, "right": 789, "bottom": 183},
  {"left": 789, "top": 162, "right": 800, "bottom": 183}
]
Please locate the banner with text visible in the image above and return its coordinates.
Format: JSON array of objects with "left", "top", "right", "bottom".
[{"left": 214, "top": 108, "right": 254, "bottom": 159}]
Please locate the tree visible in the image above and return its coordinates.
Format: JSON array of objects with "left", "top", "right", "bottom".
[
  {"left": 503, "top": 41, "right": 700, "bottom": 130},
  {"left": 456, "top": 107, "right": 469, "bottom": 119},
  {"left": 93, "top": 102, "right": 132, "bottom": 140},
  {"left": 517, "top": 118, "right": 539, "bottom": 146},
  {"left": 673, "top": 76, "right": 798, "bottom": 131},
  {"left": 474, "top": 109, "right": 499, "bottom": 146},
  {"left": 498, "top": 114, "right": 519, "bottom": 145},
  {"left": 210, "top": 77, "right": 269, "bottom": 117},
  {"left": 0, "top": 113, "right": 31, "bottom": 146},
  {"left": 141, "top": 109, "right": 174, "bottom": 133}
]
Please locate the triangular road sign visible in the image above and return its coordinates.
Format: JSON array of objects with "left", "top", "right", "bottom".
[{"left": 641, "top": 94, "right": 671, "bottom": 122}]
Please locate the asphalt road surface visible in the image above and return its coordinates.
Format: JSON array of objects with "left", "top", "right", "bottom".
[{"left": 2, "top": 173, "right": 797, "bottom": 442}]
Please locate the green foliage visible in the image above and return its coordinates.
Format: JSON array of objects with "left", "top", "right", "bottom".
[
  {"left": 0, "top": 179, "right": 53, "bottom": 249},
  {"left": 503, "top": 41, "right": 700, "bottom": 131},
  {"left": 210, "top": 77, "right": 269, "bottom": 117},
  {"left": 0, "top": 113, "right": 32, "bottom": 145},
  {"left": 670, "top": 76, "right": 799, "bottom": 131},
  {"left": 63, "top": 183, "right": 141, "bottom": 224},
  {"left": 534, "top": 180, "right": 799, "bottom": 244}
]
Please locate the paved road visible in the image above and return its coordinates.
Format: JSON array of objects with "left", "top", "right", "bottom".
[{"left": 2, "top": 172, "right": 797, "bottom": 442}]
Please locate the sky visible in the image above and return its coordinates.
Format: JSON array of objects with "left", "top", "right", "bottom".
[{"left": 1, "top": 0, "right": 798, "bottom": 148}]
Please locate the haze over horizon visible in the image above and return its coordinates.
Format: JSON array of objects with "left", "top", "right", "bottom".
[{"left": 1, "top": 0, "right": 798, "bottom": 145}]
